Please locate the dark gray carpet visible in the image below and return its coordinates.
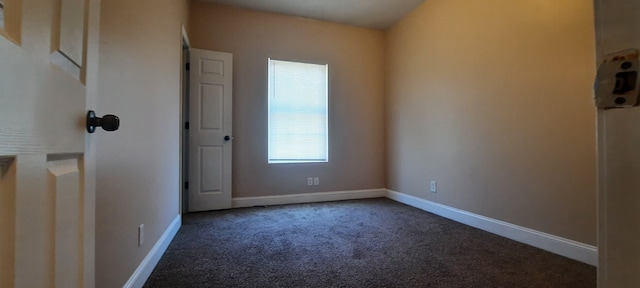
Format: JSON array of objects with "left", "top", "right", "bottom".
[{"left": 144, "top": 198, "right": 596, "bottom": 288}]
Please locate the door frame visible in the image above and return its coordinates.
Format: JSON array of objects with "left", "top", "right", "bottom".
[
  {"left": 180, "top": 25, "right": 190, "bottom": 214},
  {"left": 83, "top": 0, "right": 102, "bottom": 285}
]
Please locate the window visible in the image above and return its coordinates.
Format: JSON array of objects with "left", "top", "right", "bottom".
[{"left": 268, "top": 59, "right": 329, "bottom": 163}]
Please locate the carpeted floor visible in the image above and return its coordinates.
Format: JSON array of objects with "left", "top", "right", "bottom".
[{"left": 144, "top": 198, "right": 596, "bottom": 288}]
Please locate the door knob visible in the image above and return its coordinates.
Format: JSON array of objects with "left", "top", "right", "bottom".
[
  {"left": 86, "top": 110, "right": 120, "bottom": 133},
  {"left": 224, "top": 135, "right": 233, "bottom": 141}
]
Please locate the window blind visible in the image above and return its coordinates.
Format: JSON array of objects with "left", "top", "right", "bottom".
[{"left": 268, "top": 59, "right": 328, "bottom": 163}]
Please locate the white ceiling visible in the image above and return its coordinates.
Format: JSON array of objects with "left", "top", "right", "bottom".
[{"left": 197, "top": 0, "right": 426, "bottom": 30}]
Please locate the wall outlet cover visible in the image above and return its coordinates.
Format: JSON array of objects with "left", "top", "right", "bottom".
[{"left": 138, "top": 224, "right": 144, "bottom": 247}]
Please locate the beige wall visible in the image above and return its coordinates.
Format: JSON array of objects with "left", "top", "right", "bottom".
[
  {"left": 189, "top": 3, "right": 386, "bottom": 198},
  {"left": 385, "top": 0, "right": 597, "bottom": 245},
  {"left": 594, "top": 0, "right": 640, "bottom": 285},
  {"left": 95, "top": 0, "right": 189, "bottom": 287}
]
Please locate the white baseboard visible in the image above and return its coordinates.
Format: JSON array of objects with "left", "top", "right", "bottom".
[
  {"left": 123, "top": 215, "right": 181, "bottom": 288},
  {"left": 386, "top": 190, "right": 597, "bottom": 266},
  {"left": 232, "top": 188, "right": 387, "bottom": 208}
]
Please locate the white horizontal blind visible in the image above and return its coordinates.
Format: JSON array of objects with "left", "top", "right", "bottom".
[{"left": 268, "top": 59, "right": 328, "bottom": 163}]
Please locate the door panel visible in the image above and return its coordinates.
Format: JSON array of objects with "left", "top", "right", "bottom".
[
  {"left": 49, "top": 155, "right": 83, "bottom": 287},
  {"left": 200, "top": 84, "right": 224, "bottom": 130},
  {"left": 201, "top": 58, "right": 225, "bottom": 75},
  {"left": 188, "top": 49, "right": 232, "bottom": 212},
  {"left": 200, "top": 147, "right": 223, "bottom": 193}
]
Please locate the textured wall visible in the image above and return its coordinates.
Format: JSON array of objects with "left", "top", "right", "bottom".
[
  {"left": 385, "top": 0, "right": 597, "bottom": 245},
  {"left": 190, "top": 3, "right": 386, "bottom": 198}
]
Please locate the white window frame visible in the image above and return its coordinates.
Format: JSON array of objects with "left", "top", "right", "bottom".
[{"left": 267, "top": 58, "right": 329, "bottom": 164}]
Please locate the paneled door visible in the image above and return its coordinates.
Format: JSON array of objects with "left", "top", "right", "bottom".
[
  {"left": 0, "top": 0, "right": 99, "bottom": 287},
  {"left": 188, "top": 49, "right": 233, "bottom": 212}
]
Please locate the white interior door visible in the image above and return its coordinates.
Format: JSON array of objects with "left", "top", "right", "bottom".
[
  {"left": 188, "top": 49, "right": 233, "bottom": 212},
  {"left": 0, "top": 0, "right": 98, "bottom": 287}
]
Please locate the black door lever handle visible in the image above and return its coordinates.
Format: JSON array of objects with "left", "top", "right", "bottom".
[{"left": 87, "top": 110, "right": 120, "bottom": 133}]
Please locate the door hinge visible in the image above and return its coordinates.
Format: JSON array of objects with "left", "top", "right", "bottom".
[
  {"left": 184, "top": 181, "right": 189, "bottom": 189},
  {"left": 185, "top": 63, "right": 190, "bottom": 71},
  {"left": 184, "top": 122, "right": 189, "bottom": 130}
]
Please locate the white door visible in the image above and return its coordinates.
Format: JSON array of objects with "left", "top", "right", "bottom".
[
  {"left": 188, "top": 49, "right": 233, "bottom": 212},
  {"left": 0, "top": 0, "right": 98, "bottom": 287}
]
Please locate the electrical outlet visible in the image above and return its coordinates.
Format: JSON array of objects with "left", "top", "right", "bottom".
[
  {"left": 138, "top": 224, "right": 144, "bottom": 247},
  {"left": 307, "top": 177, "right": 313, "bottom": 186},
  {"left": 313, "top": 177, "right": 319, "bottom": 186},
  {"left": 430, "top": 181, "right": 437, "bottom": 193}
]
